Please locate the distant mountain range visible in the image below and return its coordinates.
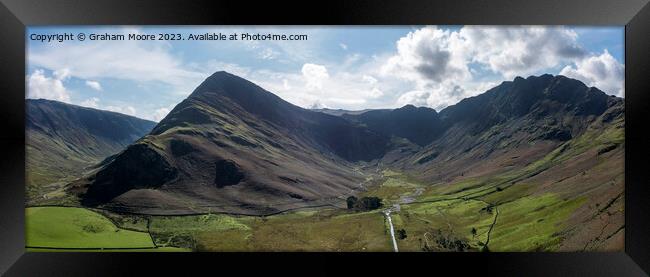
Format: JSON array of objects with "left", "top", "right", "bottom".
[
  {"left": 310, "top": 108, "right": 380, "bottom": 117},
  {"left": 384, "top": 75, "right": 623, "bottom": 181},
  {"left": 26, "top": 72, "right": 623, "bottom": 221},
  {"left": 26, "top": 99, "right": 156, "bottom": 199},
  {"left": 342, "top": 105, "right": 444, "bottom": 146}
]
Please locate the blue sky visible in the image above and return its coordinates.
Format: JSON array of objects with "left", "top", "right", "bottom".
[{"left": 26, "top": 26, "right": 624, "bottom": 121}]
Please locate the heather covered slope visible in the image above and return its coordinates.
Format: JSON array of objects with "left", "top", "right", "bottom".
[
  {"left": 388, "top": 75, "right": 622, "bottom": 181},
  {"left": 26, "top": 99, "right": 155, "bottom": 200},
  {"left": 378, "top": 75, "right": 624, "bottom": 251},
  {"left": 74, "top": 72, "right": 390, "bottom": 215}
]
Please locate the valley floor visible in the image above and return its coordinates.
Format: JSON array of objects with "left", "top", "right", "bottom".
[{"left": 25, "top": 163, "right": 623, "bottom": 252}]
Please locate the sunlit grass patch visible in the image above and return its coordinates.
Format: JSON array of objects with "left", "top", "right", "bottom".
[
  {"left": 488, "top": 193, "right": 586, "bottom": 251},
  {"left": 149, "top": 213, "right": 250, "bottom": 234},
  {"left": 395, "top": 199, "right": 495, "bottom": 251},
  {"left": 194, "top": 209, "right": 391, "bottom": 252},
  {"left": 26, "top": 207, "right": 156, "bottom": 249}
]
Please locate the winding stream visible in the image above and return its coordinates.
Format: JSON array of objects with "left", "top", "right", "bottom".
[{"left": 384, "top": 209, "right": 399, "bottom": 252}]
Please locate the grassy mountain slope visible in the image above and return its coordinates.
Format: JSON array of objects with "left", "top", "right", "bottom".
[
  {"left": 26, "top": 99, "right": 156, "bottom": 203},
  {"left": 73, "top": 72, "right": 391, "bottom": 215},
  {"left": 376, "top": 75, "right": 624, "bottom": 251},
  {"left": 390, "top": 75, "right": 621, "bottom": 181}
]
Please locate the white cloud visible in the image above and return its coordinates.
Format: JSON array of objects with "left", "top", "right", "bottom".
[
  {"left": 309, "top": 100, "right": 327, "bottom": 109},
  {"left": 362, "top": 75, "right": 378, "bottom": 85},
  {"left": 52, "top": 68, "right": 71, "bottom": 80},
  {"left": 397, "top": 90, "right": 431, "bottom": 107},
  {"left": 327, "top": 97, "right": 366, "bottom": 105},
  {"left": 79, "top": 97, "right": 100, "bottom": 108},
  {"left": 342, "top": 53, "right": 362, "bottom": 67},
  {"left": 29, "top": 28, "right": 207, "bottom": 96},
  {"left": 559, "top": 50, "right": 624, "bottom": 96},
  {"left": 194, "top": 60, "right": 251, "bottom": 79},
  {"left": 396, "top": 83, "right": 472, "bottom": 111},
  {"left": 379, "top": 27, "right": 478, "bottom": 109},
  {"left": 258, "top": 48, "right": 277, "bottom": 60},
  {"left": 381, "top": 25, "right": 587, "bottom": 85},
  {"left": 301, "top": 63, "right": 330, "bottom": 91},
  {"left": 27, "top": 26, "right": 622, "bottom": 114},
  {"left": 282, "top": 79, "right": 291, "bottom": 90},
  {"left": 465, "top": 81, "right": 500, "bottom": 98},
  {"left": 234, "top": 65, "right": 386, "bottom": 110},
  {"left": 105, "top": 105, "right": 136, "bottom": 117},
  {"left": 369, "top": 87, "right": 384, "bottom": 98},
  {"left": 241, "top": 39, "right": 280, "bottom": 60},
  {"left": 460, "top": 26, "right": 587, "bottom": 78},
  {"left": 380, "top": 26, "right": 619, "bottom": 110},
  {"left": 237, "top": 27, "right": 324, "bottom": 63},
  {"left": 26, "top": 69, "right": 70, "bottom": 102},
  {"left": 85, "top": 80, "right": 102, "bottom": 91},
  {"left": 246, "top": 58, "right": 404, "bottom": 109},
  {"left": 152, "top": 107, "right": 171, "bottom": 122},
  {"left": 381, "top": 27, "right": 470, "bottom": 87},
  {"left": 79, "top": 97, "right": 169, "bottom": 121}
]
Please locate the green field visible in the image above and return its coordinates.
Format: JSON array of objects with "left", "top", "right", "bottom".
[
  {"left": 25, "top": 207, "right": 188, "bottom": 251},
  {"left": 359, "top": 170, "right": 425, "bottom": 205},
  {"left": 391, "top": 193, "right": 585, "bottom": 251},
  {"left": 26, "top": 206, "right": 393, "bottom": 252},
  {"left": 148, "top": 209, "right": 391, "bottom": 251},
  {"left": 26, "top": 247, "right": 189, "bottom": 252}
]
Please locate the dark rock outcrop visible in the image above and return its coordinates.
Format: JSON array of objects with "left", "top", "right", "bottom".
[
  {"left": 82, "top": 143, "right": 177, "bottom": 205},
  {"left": 214, "top": 159, "right": 244, "bottom": 187}
]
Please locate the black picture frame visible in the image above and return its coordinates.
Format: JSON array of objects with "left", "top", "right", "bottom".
[{"left": 1, "top": 0, "right": 649, "bottom": 276}]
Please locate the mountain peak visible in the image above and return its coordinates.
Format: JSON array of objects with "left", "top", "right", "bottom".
[
  {"left": 400, "top": 104, "right": 417, "bottom": 110},
  {"left": 439, "top": 74, "right": 616, "bottom": 130},
  {"left": 206, "top": 70, "right": 236, "bottom": 80},
  {"left": 509, "top": 74, "right": 556, "bottom": 85},
  {"left": 186, "top": 70, "right": 298, "bottom": 118},
  {"left": 346, "top": 103, "right": 442, "bottom": 146},
  {"left": 397, "top": 104, "right": 437, "bottom": 112},
  {"left": 154, "top": 70, "right": 301, "bottom": 136},
  {"left": 530, "top": 73, "right": 554, "bottom": 79},
  {"left": 195, "top": 70, "right": 248, "bottom": 93}
]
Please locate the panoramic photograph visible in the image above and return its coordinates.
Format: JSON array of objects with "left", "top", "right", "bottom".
[{"left": 25, "top": 26, "right": 624, "bottom": 252}]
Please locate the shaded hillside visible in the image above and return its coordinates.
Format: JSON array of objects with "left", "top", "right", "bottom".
[
  {"left": 382, "top": 75, "right": 624, "bottom": 251},
  {"left": 74, "top": 71, "right": 390, "bottom": 215},
  {"left": 343, "top": 104, "right": 444, "bottom": 146},
  {"left": 311, "top": 108, "right": 380, "bottom": 117},
  {"left": 388, "top": 75, "right": 622, "bottom": 180},
  {"left": 26, "top": 99, "right": 155, "bottom": 195}
]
